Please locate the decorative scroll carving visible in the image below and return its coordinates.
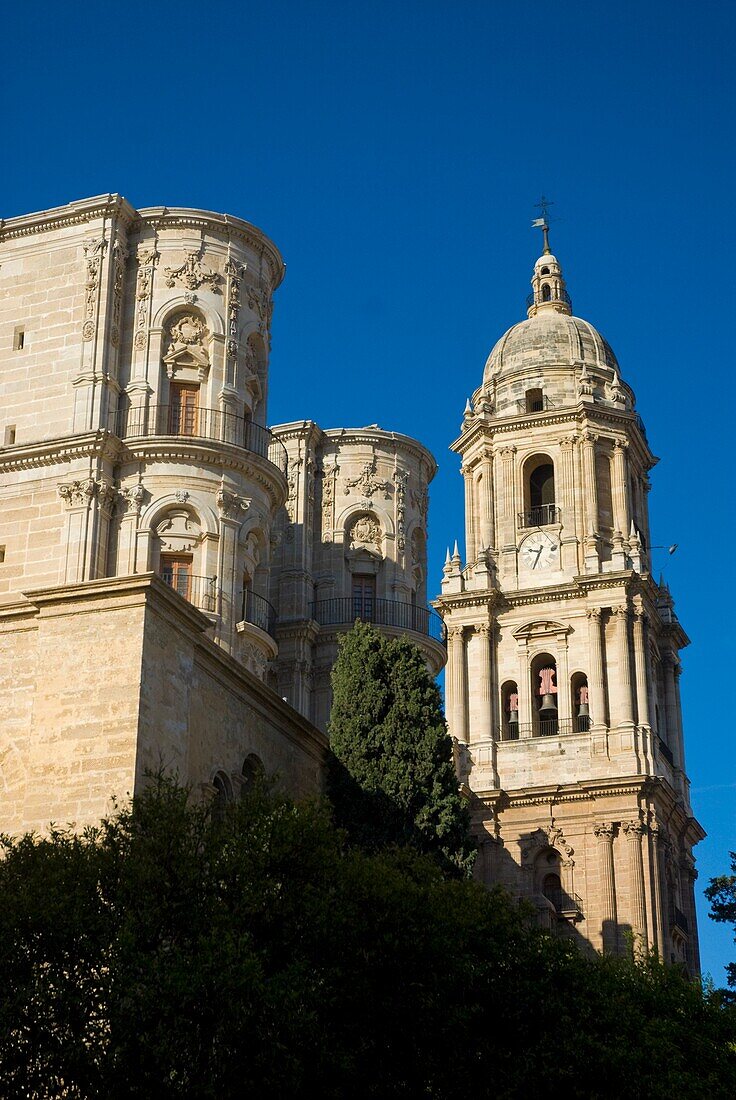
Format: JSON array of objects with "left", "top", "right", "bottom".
[
  {"left": 344, "top": 455, "right": 392, "bottom": 499},
  {"left": 110, "top": 239, "right": 128, "bottom": 347},
  {"left": 246, "top": 283, "right": 273, "bottom": 342},
  {"left": 134, "top": 246, "right": 159, "bottom": 350},
  {"left": 164, "top": 249, "right": 221, "bottom": 292},
  {"left": 521, "top": 824, "right": 574, "bottom": 867},
  {"left": 286, "top": 456, "right": 302, "bottom": 522},
  {"left": 622, "top": 819, "right": 645, "bottom": 840},
  {"left": 593, "top": 821, "right": 616, "bottom": 841},
  {"left": 119, "top": 483, "right": 146, "bottom": 515},
  {"left": 164, "top": 313, "right": 210, "bottom": 380},
  {"left": 224, "top": 257, "right": 246, "bottom": 361},
  {"left": 411, "top": 485, "right": 428, "bottom": 519},
  {"left": 82, "top": 237, "right": 107, "bottom": 341},
  {"left": 347, "top": 513, "right": 382, "bottom": 551},
  {"left": 394, "top": 470, "right": 408, "bottom": 552},
  {"left": 216, "top": 486, "right": 250, "bottom": 520},
  {"left": 58, "top": 478, "right": 98, "bottom": 507},
  {"left": 320, "top": 461, "right": 339, "bottom": 542}
]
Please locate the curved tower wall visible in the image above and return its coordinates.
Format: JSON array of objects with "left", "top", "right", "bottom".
[
  {"left": 270, "top": 423, "right": 445, "bottom": 731},
  {"left": 436, "top": 238, "right": 703, "bottom": 973}
]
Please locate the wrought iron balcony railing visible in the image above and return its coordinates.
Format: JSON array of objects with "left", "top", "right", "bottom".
[
  {"left": 546, "top": 888, "right": 584, "bottom": 918},
  {"left": 239, "top": 590, "right": 277, "bottom": 639},
  {"left": 673, "top": 907, "right": 689, "bottom": 935},
  {"left": 657, "top": 736, "right": 674, "bottom": 766},
  {"left": 518, "top": 503, "right": 559, "bottom": 528},
  {"left": 508, "top": 716, "right": 590, "bottom": 739},
  {"left": 310, "top": 597, "right": 446, "bottom": 645},
  {"left": 113, "top": 405, "right": 288, "bottom": 476},
  {"left": 516, "top": 394, "right": 554, "bottom": 414},
  {"left": 160, "top": 572, "right": 217, "bottom": 613},
  {"left": 526, "top": 288, "right": 573, "bottom": 310}
]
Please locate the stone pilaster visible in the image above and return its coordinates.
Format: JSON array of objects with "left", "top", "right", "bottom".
[
  {"left": 558, "top": 434, "right": 579, "bottom": 572},
  {"left": 581, "top": 431, "right": 599, "bottom": 571},
  {"left": 612, "top": 605, "right": 634, "bottom": 728},
  {"left": 611, "top": 439, "right": 630, "bottom": 568},
  {"left": 479, "top": 448, "right": 495, "bottom": 552},
  {"left": 623, "top": 819, "right": 648, "bottom": 950},
  {"left": 650, "top": 822, "right": 669, "bottom": 960},
  {"left": 475, "top": 622, "right": 493, "bottom": 741},
  {"left": 632, "top": 601, "right": 652, "bottom": 770},
  {"left": 447, "top": 625, "right": 467, "bottom": 744},
  {"left": 594, "top": 821, "right": 618, "bottom": 953},
  {"left": 496, "top": 444, "right": 517, "bottom": 577},
  {"left": 586, "top": 607, "right": 607, "bottom": 729},
  {"left": 462, "top": 464, "right": 476, "bottom": 564}
]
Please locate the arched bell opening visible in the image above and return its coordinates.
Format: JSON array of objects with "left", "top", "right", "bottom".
[
  {"left": 541, "top": 283, "right": 551, "bottom": 302},
  {"left": 571, "top": 671, "right": 590, "bottom": 733},
  {"left": 501, "top": 680, "right": 519, "bottom": 741},
  {"left": 531, "top": 652, "right": 558, "bottom": 736},
  {"left": 522, "top": 454, "right": 557, "bottom": 527}
]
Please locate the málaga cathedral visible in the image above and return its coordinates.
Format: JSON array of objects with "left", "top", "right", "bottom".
[{"left": 0, "top": 194, "right": 702, "bottom": 972}]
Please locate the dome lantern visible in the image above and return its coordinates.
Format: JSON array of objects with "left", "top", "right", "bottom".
[{"left": 527, "top": 237, "right": 572, "bottom": 318}]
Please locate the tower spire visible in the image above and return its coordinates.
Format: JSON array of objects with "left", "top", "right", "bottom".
[{"left": 532, "top": 195, "right": 554, "bottom": 255}]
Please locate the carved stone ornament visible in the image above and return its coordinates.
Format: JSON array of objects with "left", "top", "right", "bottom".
[
  {"left": 134, "top": 245, "right": 159, "bottom": 350},
  {"left": 320, "top": 461, "right": 339, "bottom": 542},
  {"left": 593, "top": 822, "right": 616, "bottom": 841},
  {"left": 58, "top": 478, "right": 98, "bottom": 507},
  {"left": 110, "top": 238, "right": 128, "bottom": 348},
  {"left": 348, "top": 513, "right": 382, "bottom": 551},
  {"left": 521, "top": 825, "right": 574, "bottom": 868},
  {"left": 169, "top": 314, "right": 208, "bottom": 346},
  {"left": 175, "top": 489, "right": 190, "bottom": 504},
  {"left": 216, "top": 486, "right": 250, "bottom": 520},
  {"left": 164, "top": 313, "right": 210, "bottom": 378},
  {"left": 119, "top": 483, "right": 146, "bottom": 514},
  {"left": 82, "top": 236, "right": 107, "bottom": 340},
  {"left": 344, "top": 455, "right": 392, "bottom": 499},
  {"left": 163, "top": 249, "right": 221, "bottom": 292},
  {"left": 394, "top": 470, "right": 408, "bottom": 553}
]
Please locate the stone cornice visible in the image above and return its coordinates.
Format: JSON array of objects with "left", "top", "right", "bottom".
[
  {"left": 321, "top": 427, "right": 438, "bottom": 477},
  {"left": 0, "top": 430, "right": 124, "bottom": 473},
  {"left": 0, "top": 194, "right": 138, "bottom": 243},
  {"left": 452, "top": 403, "right": 657, "bottom": 470},
  {"left": 0, "top": 195, "right": 285, "bottom": 291},
  {"left": 435, "top": 572, "right": 640, "bottom": 615},
  {"left": 116, "top": 438, "right": 288, "bottom": 508}
]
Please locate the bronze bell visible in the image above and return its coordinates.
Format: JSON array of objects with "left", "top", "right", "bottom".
[
  {"left": 578, "top": 700, "right": 589, "bottom": 718},
  {"left": 539, "top": 693, "right": 558, "bottom": 715},
  {"left": 508, "top": 707, "right": 519, "bottom": 725}
]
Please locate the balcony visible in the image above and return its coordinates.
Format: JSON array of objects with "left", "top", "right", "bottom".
[
  {"left": 526, "top": 289, "right": 573, "bottom": 311},
  {"left": 240, "top": 590, "right": 277, "bottom": 639},
  {"left": 673, "top": 907, "right": 689, "bottom": 936},
  {"left": 657, "top": 736, "right": 674, "bottom": 766},
  {"left": 160, "top": 572, "right": 217, "bottom": 613},
  {"left": 310, "top": 597, "right": 447, "bottom": 646},
  {"left": 546, "top": 888, "right": 584, "bottom": 919},
  {"left": 113, "top": 405, "right": 288, "bottom": 476},
  {"left": 518, "top": 503, "right": 559, "bottom": 528},
  {"left": 507, "top": 716, "right": 590, "bottom": 739},
  {"left": 516, "top": 394, "right": 555, "bottom": 414}
]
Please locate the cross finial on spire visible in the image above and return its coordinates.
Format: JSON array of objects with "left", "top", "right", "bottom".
[{"left": 532, "top": 195, "right": 554, "bottom": 254}]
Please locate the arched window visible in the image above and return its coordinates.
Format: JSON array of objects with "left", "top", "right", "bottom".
[
  {"left": 571, "top": 672, "right": 590, "bottom": 732},
  {"left": 501, "top": 680, "right": 519, "bottom": 741},
  {"left": 523, "top": 456, "right": 556, "bottom": 527},
  {"left": 543, "top": 872, "right": 563, "bottom": 911},
  {"left": 212, "top": 770, "right": 233, "bottom": 819},
  {"left": 540, "top": 266, "right": 550, "bottom": 276},
  {"left": 241, "top": 754, "right": 264, "bottom": 798},
  {"left": 531, "top": 652, "right": 558, "bottom": 736},
  {"left": 541, "top": 283, "right": 551, "bottom": 302},
  {"left": 525, "top": 387, "right": 544, "bottom": 413}
]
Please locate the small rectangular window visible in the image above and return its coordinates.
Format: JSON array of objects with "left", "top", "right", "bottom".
[
  {"left": 0, "top": 547, "right": 6, "bottom": 564},
  {"left": 3, "top": 426, "right": 16, "bottom": 446},
  {"left": 13, "top": 328, "right": 25, "bottom": 351}
]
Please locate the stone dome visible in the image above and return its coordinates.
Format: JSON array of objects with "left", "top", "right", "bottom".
[{"left": 483, "top": 310, "right": 619, "bottom": 385}]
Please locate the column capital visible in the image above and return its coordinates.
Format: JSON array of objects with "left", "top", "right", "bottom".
[
  {"left": 559, "top": 433, "right": 578, "bottom": 451},
  {"left": 481, "top": 446, "right": 495, "bottom": 464},
  {"left": 594, "top": 821, "right": 616, "bottom": 841},
  {"left": 612, "top": 604, "right": 630, "bottom": 620},
  {"left": 447, "top": 624, "right": 465, "bottom": 642},
  {"left": 586, "top": 606, "right": 603, "bottom": 622},
  {"left": 581, "top": 429, "right": 598, "bottom": 446},
  {"left": 496, "top": 443, "right": 517, "bottom": 457},
  {"left": 622, "top": 819, "right": 645, "bottom": 839},
  {"left": 613, "top": 437, "right": 630, "bottom": 452},
  {"left": 475, "top": 622, "right": 492, "bottom": 639}
]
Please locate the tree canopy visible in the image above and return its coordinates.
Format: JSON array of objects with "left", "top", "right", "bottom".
[
  {"left": 706, "top": 851, "right": 736, "bottom": 995},
  {"left": 327, "top": 620, "right": 475, "bottom": 875},
  {"left": 1, "top": 778, "right": 735, "bottom": 1097}
]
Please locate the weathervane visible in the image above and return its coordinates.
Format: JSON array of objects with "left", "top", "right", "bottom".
[{"left": 532, "top": 195, "right": 554, "bottom": 254}]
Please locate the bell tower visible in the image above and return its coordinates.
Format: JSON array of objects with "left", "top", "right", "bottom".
[{"left": 435, "top": 223, "right": 704, "bottom": 971}]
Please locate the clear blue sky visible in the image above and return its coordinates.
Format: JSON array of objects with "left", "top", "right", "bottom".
[{"left": 3, "top": 0, "right": 734, "bottom": 984}]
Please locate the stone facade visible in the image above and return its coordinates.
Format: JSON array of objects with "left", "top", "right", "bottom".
[
  {"left": 0, "top": 194, "right": 442, "bottom": 831},
  {"left": 435, "top": 236, "right": 703, "bottom": 972},
  {"left": 268, "top": 422, "right": 445, "bottom": 730}
]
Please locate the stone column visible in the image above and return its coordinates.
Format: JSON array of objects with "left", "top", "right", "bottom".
[
  {"left": 558, "top": 434, "right": 579, "bottom": 572},
  {"left": 216, "top": 486, "right": 248, "bottom": 653},
  {"left": 612, "top": 605, "right": 634, "bottom": 727},
  {"left": 475, "top": 623, "right": 493, "bottom": 742},
  {"left": 586, "top": 607, "right": 606, "bottom": 728},
  {"left": 57, "top": 478, "right": 99, "bottom": 584},
  {"left": 462, "top": 465, "right": 476, "bottom": 565},
  {"left": 650, "top": 822, "right": 669, "bottom": 961},
  {"left": 556, "top": 637, "right": 571, "bottom": 725},
  {"left": 447, "top": 625, "right": 467, "bottom": 744},
  {"left": 581, "top": 431, "right": 599, "bottom": 571},
  {"left": 518, "top": 646, "right": 533, "bottom": 736},
  {"left": 496, "top": 444, "right": 517, "bottom": 549},
  {"left": 611, "top": 439, "right": 630, "bottom": 567},
  {"left": 479, "top": 448, "right": 495, "bottom": 551},
  {"left": 623, "top": 819, "right": 648, "bottom": 951},
  {"left": 663, "top": 652, "right": 683, "bottom": 771},
  {"left": 632, "top": 602, "right": 652, "bottom": 770},
  {"left": 594, "top": 822, "right": 618, "bottom": 954}
]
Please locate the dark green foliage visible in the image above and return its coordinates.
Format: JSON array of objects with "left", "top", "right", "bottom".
[
  {"left": 327, "top": 620, "right": 475, "bottom": 875},
  {"left": 0, "top": 779, "right": 735, "bottom": 1097},
  {"left": 706, "top": 851, "right": 736, "bottom": 994}
]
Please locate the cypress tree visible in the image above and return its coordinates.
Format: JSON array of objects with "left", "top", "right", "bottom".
[{"left": 327, "top": 620, "right": 475, "bottom": 876}]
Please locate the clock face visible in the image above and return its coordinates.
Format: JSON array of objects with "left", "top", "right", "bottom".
[{"left": 520, "top": 533, "right": 559, "bottom": 571}]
